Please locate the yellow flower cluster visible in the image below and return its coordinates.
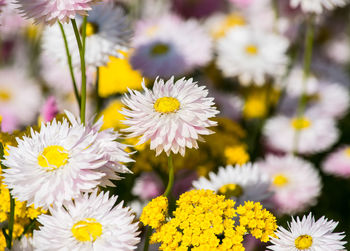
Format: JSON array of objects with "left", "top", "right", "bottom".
[
  {"left": 140, "top": 196, "right": 168, "bottom": 229},
  {"left": 142, "top": 190, "right": 277, "bottom": 250},
  {"left": 224, "top": 145, "right": 250, "bottom": 165}
]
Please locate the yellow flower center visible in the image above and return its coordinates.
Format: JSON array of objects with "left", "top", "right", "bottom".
[
  {"left": 85, "top": 22, "right": 98, "bottom": 37},
  {"left": 154, "top": 97, "right": 180, "bottom": 114},
  {"left": 150, "top": 43, "right": 169, "bottom": 56},
  {"left": 273, "top": 174, "right": 289, "bottom": 187},
  {"left": 213, "top": 13, "right": 245, "bottom": 39},
  {"left": 291, "top": 117, "right": 311, "bottom": 130},
  {"left": 344, "top": 147, "right": 350, "bottom": 157},
  {"left": 218, "top": 183, "right": 243, "bottom": 198},
  {"left": 37, "top": 145, "right": 69, "bottom": 170},
  {"left": 224, "top": 145, "right": 249, "bottom": 165},
  {"left": 243, "top": 96, "right": 266, "bottom": 119},
  {"left": 0, "top": 90, "right": 11, "bottom": 101},
  {"left": 295, "top": 235, "right": 313, "bottom": 249},
  {"left": 245, "top": 45, "right": 258, "bottom": 55},
  {"left": 72, "top": 218, "right": 103, "bottom": 242}
]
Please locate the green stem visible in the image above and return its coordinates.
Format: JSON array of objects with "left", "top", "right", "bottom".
[
  {"left": 71, "top": 18, "right": 87, "bottom": 125},
  {"left": 293, "top": 16, "right": 315, "bottom": 154},
  {"left": 58, "top": 22, "right": 80, "bottom": 107},
  {"left": 95, "top": 67, "right": 102, "bottom": 115},
  {"left": 7, "top": 191, "right": 15, "bottom": 249},
  {"left": 163, "top": 155, "right": 174, "bottom": 198},
  {"left": 143, "top": 226, "right": 151, "bottom": 251}
]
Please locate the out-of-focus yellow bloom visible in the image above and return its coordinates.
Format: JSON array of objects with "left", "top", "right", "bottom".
[
  {"left": 212, "top": 13, "right": 246, "bottom": 39},
  {"left": 224, "top": 145, "right": 250, "bottom": 165}
]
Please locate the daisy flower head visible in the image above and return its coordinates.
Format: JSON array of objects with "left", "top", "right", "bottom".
[
  {"left": 33, "top": 190, "right": 140, "bottom": 250},
  {"left": 284, "top": 67, "right": 319, "bottom": 97},
  {"left": 121, "top": 77, "right": 219, "bottom": 156},
  {"left": 42, "top": 3, "right": 131, "bottom": 68},
  {"left": 192, "top": 163, "right": 272, "bottom": 206},
  {"left": 263, "top": 113, "right": 339, "bottom": 154},
  {"left": 268, "top": 213, "right": 346, "bottom": 250},
  {"left": 130, "top": 14, "right": 212, "bottom": 79},
  {"left": 322, "top": 146, "right": 350, "bottom": 177},
  {"left": 289, "top": 0, "right": 348, "bottom": 14},
  {"left": 216, "top": 26, "right": 289, "bottom": 86},
  {"left": 258, "top": 155, "right": 321, "bottom": 214},
  {"left": 15, "top": 0, "right": 99, "bottom": 25},
  {"left": 2, "top": 111, "right": 132, "bottom": 209}
]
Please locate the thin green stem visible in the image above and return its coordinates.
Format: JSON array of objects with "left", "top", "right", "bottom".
[
  {"left": 7, "top": 191, "right": 15, "bottom": 249},
  {"left": 71, "top": 18, "right": 87, "bottom": 124},
  {"left": 163, "top": 155, "right": 174, "bottom": 198},
  {"left": 58, "top": 22, "right": 80, "bottom": 107},
  {"left": 143, "top": 226, "right": 151, "bottom": 251},
  {"left": 293, "top": 16, "right": 315, "bottom": 154},
  {"left": 95, "top": 67, "right": 102, "bottom": 115}
]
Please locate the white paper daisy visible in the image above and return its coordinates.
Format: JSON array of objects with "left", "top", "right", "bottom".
[
  {"left": 121, "top": 77, "right": 219, "bottom": 156},
  {"left": 42, "top": 3, "right": 131, "bottom": 68},
  {"left": 192, "top": 163, "right": 272, "bottom": 206},
  {"left": 130, "top": 14, "right": 212, "bottom": 79},
  {"left": 33, "top": 190, "right": 140, "bottom": 250},
  {"left": 263, "top": 114, "right": 339, "bottom": 154},
  {"left": 2, "top": 111, "right": 132, "bottom": 209},
  {"left": 0, "top": 67, "right": 42, "bottom": 132},
  {"left": 258, "top": 155, "right": 321, "bottom": 214},
  {"left": 216, "top": 26, "right": 289, "bottom": 86},
  {"left": 290, "top": 0, "right": 348, "bottom": 14},
  {"left": 268, "top": 213, "right": 346, "bottom": 250}
]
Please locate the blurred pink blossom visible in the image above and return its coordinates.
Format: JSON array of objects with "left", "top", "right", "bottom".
[
  {"left": 132, "top": 172, "right": 164, "bottom": 200},
  {"left": 322, "top": 146, "right": 350, "bottom": 178},
  {"left": 40, "top": 96, "right": 59, "bottom": 123}
]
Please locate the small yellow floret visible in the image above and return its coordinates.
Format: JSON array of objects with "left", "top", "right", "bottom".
[
  {"left": 212, "top": 13, "right": 246, "bottom": 39},
  {"left": 291, "top": 117, "right": 311, "bottom": 130},
  {"left": 344, "top": 147, "right": 350, "bottom": 157},
  {"left": 244, "top": 94, "right": 266, "bottom": 119},
  {"left": 218, "top": 183, "right": 244, "bottom": 198},
  {"left": 154, "top": 97, "right": 180, "bottom": 114},
  {"left": 85, "top": 22, "right": 98, "bottom": 37},
  {"left": 295, "top": 235, "right": 313, "bottom": 249},
  {"left": 140, "top": 196, "right": 168, "bottom": 229},
  {"left": 99, "top": 52, "right": 144, "bottom": 97},
  {"left": 72, "top": 218, "right": 103, "bottom": 242},
  {"left": 0, "top": 90, "right": 11, "bottom": 101},
  {"left": 37, "top": 145, "right": 69, "bottom": 170},
  {"left": 224, "top": 145, "right": 249, "bottom": 165},
  {"left": 273, "top": 174, "right": 289, "bottom": 187},
  {"left": 245, "top": 45, "right": 258, "bottom": 55}
]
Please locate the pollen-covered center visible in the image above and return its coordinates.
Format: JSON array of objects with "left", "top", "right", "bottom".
[
  {"left": 344, "top": 147, "right": 350, "bottom": 157},
  {"left": 154, "top": 97, "right": 180, "bottom": 114},
  {"left": 150, "top": 43, "right": 170, "bottom": 56},
  {"left": 291, "top": 117, "right": 311, "bottom": 130},
  {"left": 245, "top": 44, "right": 258, "bottom": 55},
  {"left": 72, "top": 218, "right": 103, "bottom": 242},
  {"left": 0, "top": 90, "right": 11, "bottom": 101},
  {"left": 295, "top": 234, "right": 313, "bottom": 249},
  {"left": 82, "top": 22, "right": 98, "bottom": 37},
  {"left": 38, "top": 145, "right": 69, "bottom": 170},
  {"left": 218, "top": 183, "right": 243, "bottom": 198},
  {"left": 273, "top": 174, "right": 289, "bottom": 187}
]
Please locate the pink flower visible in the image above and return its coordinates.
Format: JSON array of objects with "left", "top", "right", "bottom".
[
  {"left": 15, "top": 0, "right": 99, "bottom": 25},
  {"left": 132, "top": 172, "right": 164, "bottom": 200},
  {"left": 229, "top": 0, "right": 254, "bottom": 8},
  {"left": 322, "top": 146, "right": 350, "bottom": 178},
  {"left": 40, "top": 96, "right": 59, "bottom": 123}
]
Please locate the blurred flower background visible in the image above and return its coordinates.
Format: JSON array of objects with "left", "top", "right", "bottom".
[{"left": 0, "top": 0, "right": 350, "bottom": 250}]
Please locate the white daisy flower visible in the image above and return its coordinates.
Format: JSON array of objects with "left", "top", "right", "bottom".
[
  {"left": 307, "top": 82, "right": 349, "bottom": 119},
  {"left": 258, "top": 155, "right": 321, "bottom": 214},
  {"left": 263, "top": 114, "right": 339, "bottom": 154},
  {"left": 11, "top": 236, "right": 34, "bottom": 251},
  {"left": 192, "top": 163, "right": 272, "bottom": 206},
  {"left": 2, "top": 111, "right": 132, "bottom": 209},
  {"left": 42, "top": 3, "right": 131, "bottom": 68},
  {"left": 268, "top": 213, "right": 346, "bottom": 250},
  {"left": 33, "top": 190, "right": 140, "bottom": 250},
  {"left": 283, "top": 67, "right": 319, "bottom": 97},
  {"left": 322, "top": 146, "right": 350, "bottom": 178},
  {"left": 130, "top": 14, "right": 212, "bottom": 79},
  {"left": 0, "top": 67, "right": 42, "bottom": 132},
  {"left": 121, "top": 77, "right": 219, "bottom": 156},
  {"left": 216, "top": 26, "right": 289, "bottom": 86},
  {"left": 290, "top": 0, "right": 348, "bottom": 14}
]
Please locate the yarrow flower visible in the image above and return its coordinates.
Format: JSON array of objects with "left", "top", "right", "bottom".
[
  {"left": 141, "top": 190, "right": 277, "bottom": 250},
  {"left": 2, "top": 111, "right": 132, "bottom": 209},
  {"left": 289, "top": 0, "right": 348, "bottom": 14},
  {"left": 42, "top": 3, "right": 131, "bottom": 68},
  {"left": 140, "top": 196, "right": 168, "bottom": 229},
  {"left": 258, "top": 155, "right": 322, "bottom": 214},
  {"left": 268, "top": 213, "right": 346, "bottom": 250},
  {"left": 263, "top": 114, "right": 339, "bottom": 154},
  {"left": 121, "top": 77, "right": 219, "bottom": 156},
  {"left": 216, "top": 26, "right": 289, "bottom": 86},
  {"left": 322, "top": 146, "right": 350, "bottom": 178},
  {"left": 33, "top": 190, "right": 140, "bottom": 250},
  {"left": 192, "top": 163, "right": 271, "bottom": 206},
  {"left": 15, "top": 0, "right": 99, "bottom": 25}
]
